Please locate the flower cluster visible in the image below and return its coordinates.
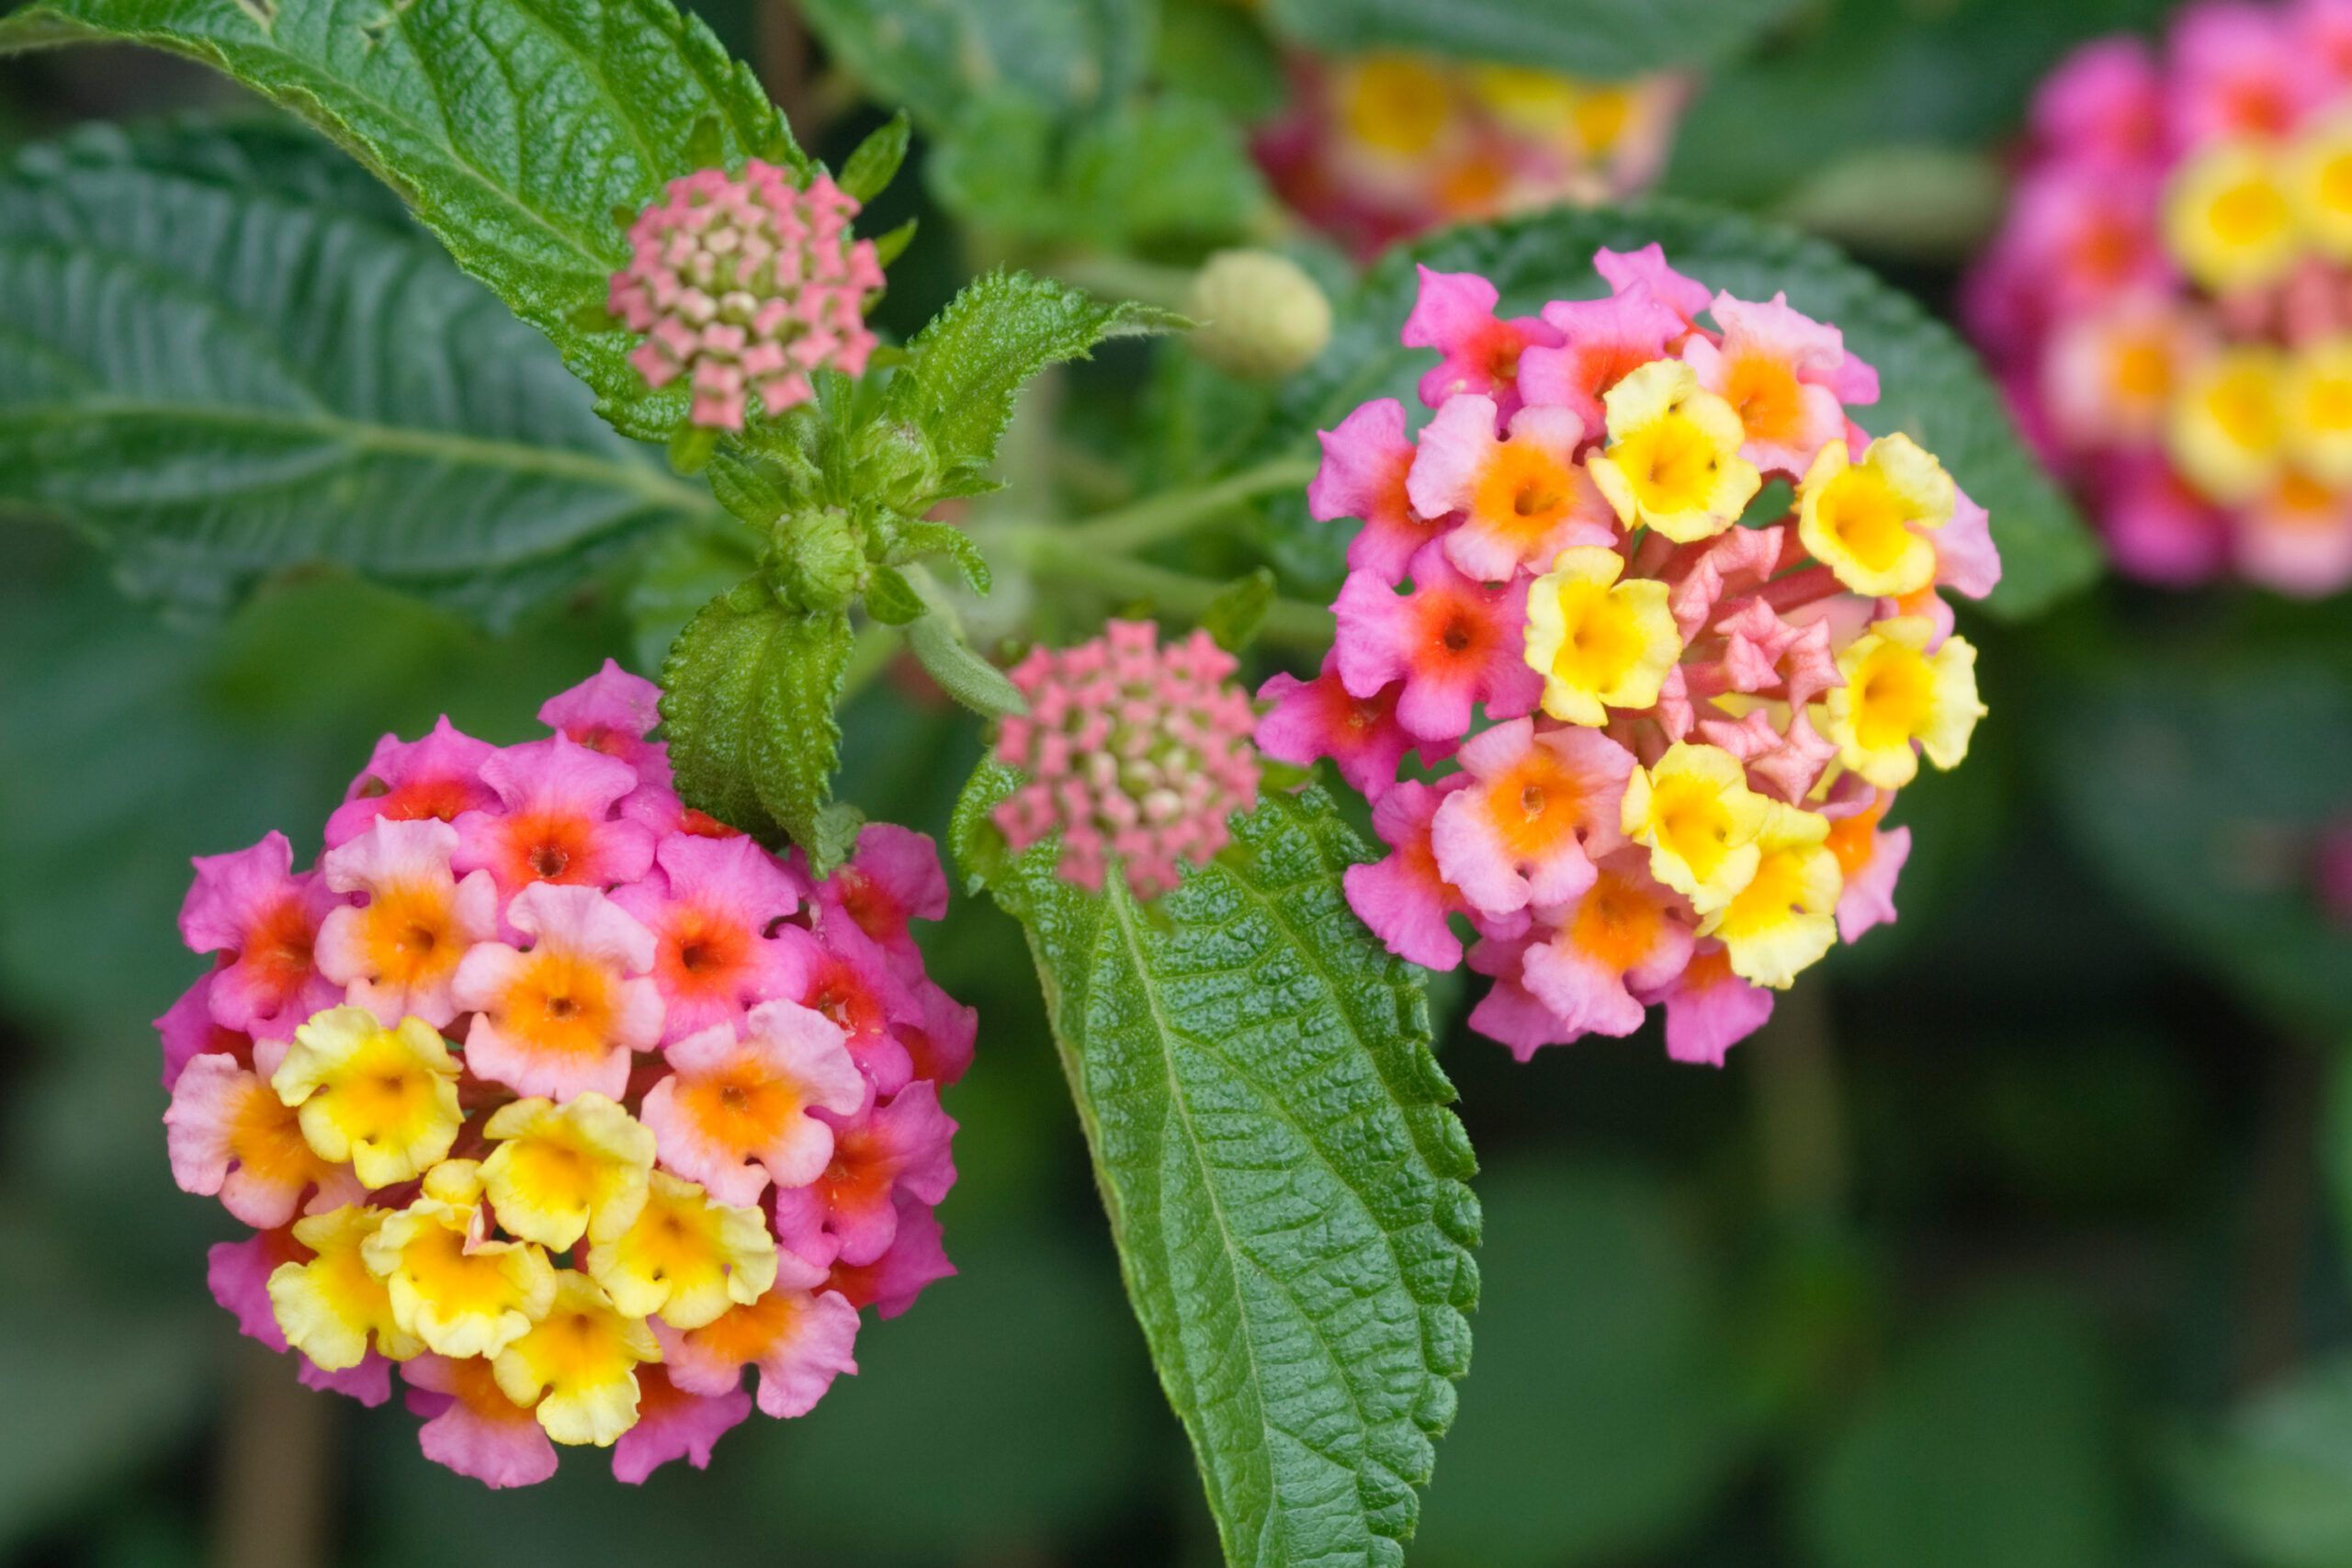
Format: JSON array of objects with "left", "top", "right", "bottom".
[
  {"left": 993, "top": 621, "right": 1261, "bottom": 898},
  {"left": 609, "top": 162, "right": 884, "bottom": 431},
  {"left": 161, "top": 664, "right": 971, "bottom": 1487},
  {"left": 1258, "top": 250, "right": 1998, "bottom": 1064},
  {"left": 1968, "top": 0, "right": 2352, "bottom": 593},
  {"left": 1253, "top": 52, "right": 1686, "bottom": 259}
]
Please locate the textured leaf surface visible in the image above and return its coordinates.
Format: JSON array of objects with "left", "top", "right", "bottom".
[
  {"left": 880, "top": 270, "right": 1184, "bottom": 503},
  {"left": 1252, "top": 202, "right": 2099, "bottom": 620},
  {"left": 954, "top": 771, "right": 1481, "bottom": 1568},
  {"left": 0, "top": 0, "right": 802, "bottom": 438},
  {"left": 660, "top": 584, "right": 855, "bottom": 863},
  {"left": 1263, "top": 0, "right": 1802, "bottom": 76},
  {"left": 0, "top": 122, "right": 704, "bottom": 625}
]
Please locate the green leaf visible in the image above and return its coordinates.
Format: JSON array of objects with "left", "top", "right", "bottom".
[
  {"left": 0, "top": 122, "right": 705, "bottom": 627},
  {"left": 0, "top": 0, "right": 805, "bottom": 440},
  {"left": 2186, "top": 1356, "right": 2352, "bottom": 1568},
  {"left": 659, "top": 582, "right": 856, "bottom": 863},
  {"left": 797, "top": 0, "right": 1154, "bottom": 130},
  {"left": 929, "top": 92, "right": 1270, "bottom": 250},
  {"left": 1253, "top": 201, "right": 2099, "bottom": 619},
  {"left": 952, "top": 771, "right": 1481, "bottom": 1568},
  {"left": 881, "top": 270, "right": 1186, "bottom": 506},
  {"left": 905, "top": 615, "right": 1026, "bottom": 718},
  {"left": 624, "top": 514, "right": 759, "bottom": 672},
  {"left": 838, "top": 110, "right": 911, "bottom": 204},
  {"left": 1410, "top": 1163, "right": 1758, "bottom": 1567},
  {"left": 1801, "top": 1291, "right": 2124, "bottom": 1568},
  {"left": 1201, "top": 568, "right": 1277, "bottom": 651},
  {"left": 864, "top": 564, "right": 929, "bottom": 626},
  {"left": 1262, "top": 0, "right": 1802, "bottom": 76},
  {"left": 2037, "top": 633, "right": 2352, "bottom": 1039}
]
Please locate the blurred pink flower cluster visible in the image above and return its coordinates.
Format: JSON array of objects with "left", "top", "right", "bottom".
[
  {"left": 161, "top": 664, "right": 970, "bottom": 1487},
  {"left": 1255, "top": 52, "right": 1686, "bottom": 259},
  {"left": 610, "top": 163, "right": 883, "bottom": 430},
  {"left": 1969, "top": 0, "right": 2352, "bottom": 593},
  {"left": 1258, "top": 248, "right": 1999, "bottom": 1064}
]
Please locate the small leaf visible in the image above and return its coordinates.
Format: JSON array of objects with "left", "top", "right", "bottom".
[
  {"left": 1201, "top": 568, "right": 1277, "bottom": 652},
  {"left": 894, "top": 519, "right": 993, "bottom": 594},
  {"left": 0, "top": 122, "right": 705, "bottom": 628},
  {"left": 0, "top": 0, "right": 808, "bottom": 442},
  {"left": 952, "top": 771, "right": 1480, "bottom": 1568},
  {"left": 906, "top": 616, "right": 1025, "bottom": 718},
  {"left": 839, "top": 110, "right": 910, "bottom": 204},
  {"left": 872, "top": 217, "right": 921, "bottom": 269},
  {"left": 660, "top": 584, "right": 855, "bottom": 863},
  {"left": 668, "top": 423, "right": 719, "bottom": 476},
  {"left": 1263, "top": 0, "right": 1801, "bottom": 76},
  {"left": 882, "top": 270, "right": 1186, "bottom": 508},
  {"left": 864, "top": 564, "right": 928, "bottom": 626},
  {"left": 1252, "top": 201, "right": 2099, "bottom": 619}
]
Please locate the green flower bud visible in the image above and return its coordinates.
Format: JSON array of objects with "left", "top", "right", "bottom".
[
  {"left": 1185, "top": 250, "right": 1333, "bottom": 382},
  {"left": 775, "top": 508, "right": 865, "bottom": 612}
]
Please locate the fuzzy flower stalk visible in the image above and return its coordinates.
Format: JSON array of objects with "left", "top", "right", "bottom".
[
  {"left": 162, "top": 664, "right": 971, "bottom": 1487},
  {"left": 610, "top": 161, "right": 884, "bottom": 431},
  {"left": 1258, "top": 247, "right": 1998, "bottom": 1065},
  {"left": 1969, "top": 0, "right": 2352, "bottom": 594},
  {"left": 1254, "top": 51, "right": 1687, "bottom": 259},
  {"left": 991, "top": 621, "right": 1262, "bottom": 898}
]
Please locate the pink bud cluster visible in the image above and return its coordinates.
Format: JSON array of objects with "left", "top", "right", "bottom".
[
  {"left": 1258, "top": 250, "right": 2001, "bottom": 1066},
  {"left": 1253, "top": 51, "right": 1685, "bottom": 259},
  {"left": 992, "top": 621, "right": 1261, "bottom": 899},
  {"left": 1968, "top": 0, "right": 2352, "bottom": 593},
  {"left": 159, "top": 661, "right": 971, "bottom": 1487},
  {"left": 609, "top": 163, "right": 883, "bottom": 431}
]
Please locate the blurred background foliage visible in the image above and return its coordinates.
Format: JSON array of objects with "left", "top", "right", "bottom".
[{"left": 3, "top": 0, "right": 2351, "bottom": 1563}]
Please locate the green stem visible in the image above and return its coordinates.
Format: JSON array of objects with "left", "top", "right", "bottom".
[
  {"left": 1063, "top": 456, "right": 1320, "bottom": 555},
  {"left": 1019, "top": 533, "right": 1333, "bottom": 650}
]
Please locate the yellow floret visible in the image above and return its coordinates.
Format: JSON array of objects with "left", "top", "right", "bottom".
[
  {"left": 492, "top": 1270, "right": 660, "bottom": 1447},
  {"left": 584, "top": 1170, "right": 778, "bottom": 1330},
  {"left": 1589, "top": 360, "right": 1762, "bottom": 544},
  {"left": 481, "top": 1093, "right": 656, "bottom": 1251},
  {"left": 1701, "top": 803, "right": 1841, "bottom": 989},
  {"left": 1522, "top": 545, "right": 1683, "bottom": 727},
  {"left": 1796, "top": 434, "right": 1955, "bottom": 598},
  {"left": 1620, "top": 742, "right": 1773, "bottom": 914},
  {"left": 2165, "top": 139, "right": 2302, "bottom": 291},
  {"left": 266, "top": 1205, "right": 422, "bottom": 1371},
  {"left": 2166, "top": 344, "right": 2290, "bottom": 502},
  {"left": 1822, "top": 617, "right": 1984, "bottom": 790}
]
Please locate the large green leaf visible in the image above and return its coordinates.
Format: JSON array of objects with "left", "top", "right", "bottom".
[
  {"left": 1250, "top": 201, "right": 2100, "bottom": 620},
  {"left": 953, "top": 771, "right": 1480, "bottom": 1568},
  {"left": 0, "top": 122, "right": 706, "bottom": 626},
  {"left": 0, "top": 0, "right": 803, "bottom": 439},
  {"left": 796, "top": 0, "right": 1154, "bottom": 130},
  {"left": 1262, "top": 0, "right": 1802, "bottom": 77}
]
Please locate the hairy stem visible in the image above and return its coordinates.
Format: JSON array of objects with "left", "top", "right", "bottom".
[{"left": 1013, "top": 532, "right": 1333, "bottom": 650}]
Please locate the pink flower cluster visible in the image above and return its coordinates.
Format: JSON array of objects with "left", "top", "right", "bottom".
[
  {"left": 992, "top": 621, "right": 1261, "bottom": 898},
  {"left": 1254, "top": 51, "right": 1685, "bottom": 259},
  {"left": 609, "top": 163, "right": 883, "bottom": 431},
  {"left": 1969, "top": 0, "right": 2352, "bottom": 593},
  {"left": 160, "top": 662, "right": 971, "bottom": 1487},
  {"left": 1259, "top": 250, "right": 2000, "bottom": 1065}
]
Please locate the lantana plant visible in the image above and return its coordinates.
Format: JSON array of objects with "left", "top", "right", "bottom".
[
  {"left": 1970, "top": 0, "right": 2352, "bottom": 593},
  {"left": 0, "top": 0, "right": 2087, "bottom": 1556}
]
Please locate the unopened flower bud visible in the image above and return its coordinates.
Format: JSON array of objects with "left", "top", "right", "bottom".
[{"left": 1185, "top": 250, "right": 1332, "bottom": 381}]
